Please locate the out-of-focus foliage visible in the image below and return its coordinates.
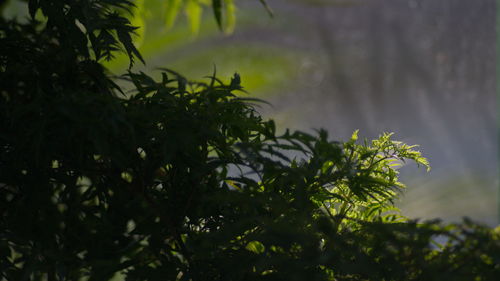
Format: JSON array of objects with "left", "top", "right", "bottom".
[
  {"left": 1, "top": 0, "right": 499, "bottom": 280},
  {"left": 97, "top": 0, "right": 299, "bottom": 96},
  {"left": 130, "top": 0, "right": 269, "bottom": 36},
  {"left": 165, "top": 45, "right": 301, "bottom": 96}
]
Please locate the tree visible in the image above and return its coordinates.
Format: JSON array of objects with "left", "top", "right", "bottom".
[{"left": 1, "top": 1, "right": 499, "bottom": 280}]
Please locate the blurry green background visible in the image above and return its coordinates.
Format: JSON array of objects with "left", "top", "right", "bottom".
[{"left": 3, "top": 0, "right": 497, "bottom": 224}]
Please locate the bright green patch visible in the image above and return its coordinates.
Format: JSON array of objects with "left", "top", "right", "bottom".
[{"left": 164, "top": 44, "right": 301, "bottom": 96}]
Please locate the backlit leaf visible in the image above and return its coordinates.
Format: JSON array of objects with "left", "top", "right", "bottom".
[
  {"left": 185, "top": 0, "right": 203, "bottom": 35},
  {"left": 165, "top": 0, "right": 183, "bottom": 29}
]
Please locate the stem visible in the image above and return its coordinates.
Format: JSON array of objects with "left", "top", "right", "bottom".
[{"left": 332, "top": 190, "right": 353, "bottom": 232}]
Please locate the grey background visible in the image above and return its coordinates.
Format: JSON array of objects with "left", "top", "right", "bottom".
[{"left": 235, "top": 0, "right": 497, "bottom": 224}]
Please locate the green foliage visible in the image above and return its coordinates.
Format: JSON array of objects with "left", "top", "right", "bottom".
[
  {"left": 131, "top": 0, "right": 268, "bottom": 35},
  {"left": 162, "top": 45, "right": 301, "bottom": 96},
  {"left": 1, "top": 0, "right": 499, "bottom": 280}
]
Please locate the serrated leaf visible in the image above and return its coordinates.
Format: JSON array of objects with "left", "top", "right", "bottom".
[
  {"left": 116, "top": 28, "right": 145, "bottom": 68},
  {"left": 130, "top": 0, "right": 146, "bottom": 46},
  {"left": 229, "top": 72, "right": 241, "bottom": 88}
]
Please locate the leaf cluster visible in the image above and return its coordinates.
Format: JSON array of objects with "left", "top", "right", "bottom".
[
  {"left": 1, "top": 1, "right": 499, "bottom": 280},
  {"left": 127, "top": 0, "right": 272, "bottom": 37}
]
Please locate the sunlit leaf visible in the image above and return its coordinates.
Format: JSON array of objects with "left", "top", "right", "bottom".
[
  {"left": 246, "top": 241, "right": 265, "bottom": 254},
  {"left": 350, "top": 129, "right": 359, "bottom": 142},
  {"left": 223, "top": 0, "right": 236, "bottom": 34},
  {"left": 185, "top": 0, "right": 203, "bottom": 35},
  {"left": 165, "top": 0, "right": 183, "bottom": 29}
]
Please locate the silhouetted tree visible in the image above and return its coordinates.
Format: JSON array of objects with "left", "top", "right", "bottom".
[{"left": 1, "top": 1, "right": 498, "bottom": 280}]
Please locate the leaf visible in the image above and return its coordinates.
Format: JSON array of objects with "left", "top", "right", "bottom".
[
  {"left": 129, "top": 0, "right": 146, "bottom": 46},
  {"left": 350, "top": 130, "right": 359, "bottom": 142},
  {"left": 223, "top": 0, "right": 236, "bottom": 34},
  {"left": 116, "top": 27, "right": 145, "bottom": 68},
  {"left": 225, "top": 180, "right": 241, "bottom": 191},
  {"left": 245, "top": 241, "right": 265, "bottom": 254},
  {"left": 212, "top": 0, "right": 222, "bottom": 30},
  {"left": 321, "top": 160, "right": 334, "bottom": 174},
  {"left": 258, "top": 0, "right": 274, "bottom": 17},
  {"left": 165, "top": 0, "right": 183, "bottom": 29},
  {"left": 185, "top": 0, "right": 203, "bottom": 35},
  {"left": 229, "top": 72, "right": 241, "bottom": 89}
]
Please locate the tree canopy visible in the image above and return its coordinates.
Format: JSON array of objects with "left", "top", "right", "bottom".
[{"left": 0, "top": 0, "right": 499, "bottom": 280}]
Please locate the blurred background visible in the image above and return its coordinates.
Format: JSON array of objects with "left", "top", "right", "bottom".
[{"left": 3, "top": 0, "right": 497, "bottom": 224}]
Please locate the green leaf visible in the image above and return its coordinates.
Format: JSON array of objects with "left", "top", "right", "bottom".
[
  {"left": 350, "top": 130, "right": 359, "bottom": 142},
  {"left": 321, "top": 160, "right": 334, "bottom": 174},
  {"left": 185, "top": 0, "right": 203, "bottom": 35},
  {"left": 223, "top": 0, "right": 236, "bottom": 34},
  {"left": 165, "top": 0, "right": 183, "bottom": 29},
  {"left": 245, "top": 241, "right": 265, "bottom": 254}
]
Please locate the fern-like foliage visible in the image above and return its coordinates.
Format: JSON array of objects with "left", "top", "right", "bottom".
[{"left": 1, "top": 1, "right": 499, "bottom": 281}]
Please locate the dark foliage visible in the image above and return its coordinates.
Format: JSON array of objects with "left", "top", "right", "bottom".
[{"left": 1, "top": 1, "right": 499, "bottom": 280}]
